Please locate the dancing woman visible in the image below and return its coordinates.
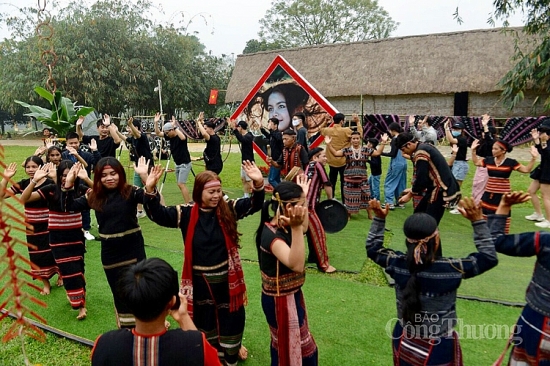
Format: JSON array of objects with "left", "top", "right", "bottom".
[
  {"left": 21, "top": 161, "right": 91, "bottom": 319},
  {"left": 490, "top": 192, "right": 550, "bottom": 366},
  {"left": 366, "top": 198, "right": 497, "bottom": 365},
  {"left": 471, "top": 138, "right": 537, "bottom": 233},
  {"left": 255, "top": 178, "right": 318, "bottom": 365},
  {"left": 325, "top": 131, "right": 373, "bottom": 217},
  {"left": 62, "top": 157, "right": 154, "bottom": 328},
  {"left": 143, "top": 160, "right": 264, "bottom": 365},
  {"left": 0, "top": 158, "right": 60, "bottom": 295}
]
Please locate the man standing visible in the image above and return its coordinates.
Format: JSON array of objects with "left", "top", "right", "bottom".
[
  {"left": 231, "top": 120, "right": 255, "bottom": 197},
  {"left": 261, "top": 117, "right": 283, "bottom": 188},
  {"left": 63, "top": 130, "right": 101, "bottom": 240},
  {"left": 409, "top": 115, "right": 438, "bottom": 145},
  {"left": 267, "top": 129, "right": 308, "bottom": 181},
  {"left": 396, "top": 132, "right": 461, "bottom": 225},
  {"left": 320, "top": 113, "right": 352, "bottom": 200},
  {"left": 292, "top": 112, "right": 309, "bottom": 152},
  {"left": 196, "top": 113, "right": 223, "bottom": 174},
  {"left": 305, "top": 147, "right": 336, "bottom": 273},
  {"left": 77, "top": 114, "right": 122, "bottom": 158},
  {"left": 116, "top": 118, "right": 153, "bottom": 218},
  {"left": 154, "top": 113, "right": 192, "bottom": 203}
]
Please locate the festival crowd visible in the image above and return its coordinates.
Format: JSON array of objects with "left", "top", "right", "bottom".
[{"left": 2, "top": 110, "right": 550, "bottom": 366}]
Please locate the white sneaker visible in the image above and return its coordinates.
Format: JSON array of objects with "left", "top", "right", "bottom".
[
  {"left": 83, "top": 231, "right": 95, "bottom": 241},
  {"left": 525, "top": 212, "right": 545, "bottom": 222},
  {"left": 136, "top": 210, "right": 146, "bottom": 219},
  {"left": 449, "top": 208, "right": 461, "bottom": 215},
  {"left": 535, "top": 220, "right": 550, "bottom": 228}
]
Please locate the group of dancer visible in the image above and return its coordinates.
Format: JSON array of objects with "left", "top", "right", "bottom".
[{"left": 4, "top": 111, "right": 550, "bottom": 366}]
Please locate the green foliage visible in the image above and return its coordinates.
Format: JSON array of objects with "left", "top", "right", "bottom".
[
  {"left": 490, "top": 1, "right": 550, "bottom": 111},
  {"left": 0, "top": 0, "right": 232, "bottom": 116},
  {"left": 258, "top": 0, "right": 398, "bottom": 48},
  {"left": 242, "top": 39, "right": 284, "bottom": 54},
  {"left": 15, "top": 87, "right": 94, "bottom": 137}
]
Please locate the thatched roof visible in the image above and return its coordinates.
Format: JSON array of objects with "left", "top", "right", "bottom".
[{"left": 226, "top": 27, "right": 529, "bottom": 102}]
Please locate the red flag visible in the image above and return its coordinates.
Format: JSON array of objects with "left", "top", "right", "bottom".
[{"left": 209, "top": 89, "right": 218, "bottom": 105}]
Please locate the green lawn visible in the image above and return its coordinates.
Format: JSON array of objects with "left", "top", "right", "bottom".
[{"left": 0, "top": 143, "right": 540, "bottom": 365}]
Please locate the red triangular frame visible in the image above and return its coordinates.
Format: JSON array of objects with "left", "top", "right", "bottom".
[{"left": 231, "top": 55, "right": 338, "bottom": 162}]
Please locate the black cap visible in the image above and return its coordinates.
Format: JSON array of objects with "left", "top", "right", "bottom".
[
  {"left": 452, "top": 121, "right": 465, "bottom": 130},
  {"left": 236, "top": 120, "right": 248, "bottom": 129},
  {"left": 308, "top": 147, "right": 324, "bottom": 160}
]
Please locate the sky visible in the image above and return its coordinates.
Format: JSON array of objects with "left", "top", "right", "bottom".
[{"left": 0, "top": 0, "right": 526, "bottom": 57}]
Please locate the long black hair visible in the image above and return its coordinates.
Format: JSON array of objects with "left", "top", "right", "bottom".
[
  {"left": 55, "top": 160, "right": 80, "bottom": 201},
  {"left": 401, "top": 213, "right": 440, "bottom": 324},
  {"left": 254, "top": 181, "right": 304, "bottom": 262}
]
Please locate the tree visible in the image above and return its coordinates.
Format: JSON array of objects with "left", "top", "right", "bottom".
[
  {"left": 0, "top": 0, "right": 232, "bottom": 116},
  {"left": 258, "top": 0, "right": 397, "bottom": 48},
  {"left": 490, "top": 1, "right": 550, "bottom": 111},
  {"left": 242, "top": 39, "right": 283, "bottom": 54}
]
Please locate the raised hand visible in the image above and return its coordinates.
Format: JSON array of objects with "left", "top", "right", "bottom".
[
  {"left": 145, "top": 165, "right": 164, "bottom": 192},
  {"left": 103, "top": 114, "right": 111, "bottom": 125},
  {"left": 44, "top": 138, "right": 54, "bottom": 148},
  {"left": 457, "top": 197, "right": 483, "bottom": 222},
  {"left": 324, "top": 135, "right": 332, "bottom": 145},
  {"left": 408, "top": 115, "right": 415, "bottom": 125},
  {"left": 66, "top": 146, "right": 78, "bottom": 156},
  {"left": 46, "top": 163, "right": 57, "bottom": 180},
  {"left": 34, "top": 146, "right": 46, "bottom": 156},
  {"left": 500, "top": 191, "right": 531, "bottom": 207},
  {"left": 242, "top": 160, "right": 262, "bottom": 183},
  {"left": 133, "top": 156, "right": 150, "bottom": 177},
  {"left": 66, "top": 162, "right": 82, "bottom": 187},
  {"left": 368, "top": 199, "right": 389, "bottom": 219},
  {"left": 471, "top": 139, "right": 480, "bottom": 150},
  {"left": 76, "top": 164, "right": 89, "bottom": 180},
  {"left": 295, "top": 173, "right": 311, "bottom": 197},
  {"left": 33, "top": 164, "right": 51, "bottom": 181},
  {"left": 531, "top": 145, "right": 540, "bottom": 159},
  {"left": 3, "top": 162, "right": 18, "bottom": 179},
  {"left": 451, "top": 144, "right": 459, "bottom": 155},
  {"left": 154, "top": 112, "right": 161, "bottom": 124},
  {"left": 481, "top": 114, "right": 490, "bottom": 126},
  {"left": 76, "top": 116, "right": 84, "bottom": 126},
  {"left": 531, "top": 128, "right": 540, "bottom": 141},
  {"left": 380, "top": 133, "right": 389, "bottom": 144},
  {"left": 280, "top": 203, "right": 307, "bottom": 228},
  {"left": 90, "top": 139, "right": 97, "bottom": 151}
]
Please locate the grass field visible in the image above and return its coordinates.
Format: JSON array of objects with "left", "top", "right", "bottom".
[{"left": 0, "top": 142, "right": 542, "bottom": 365}]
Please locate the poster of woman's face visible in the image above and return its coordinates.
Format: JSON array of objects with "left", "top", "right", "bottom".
[{"left": 231, "top": 55, "right": 338, "bottom": 160}]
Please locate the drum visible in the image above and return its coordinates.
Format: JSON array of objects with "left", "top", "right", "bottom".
[{"left": 315, "top": 200, "right": 348, "bottom": 233}]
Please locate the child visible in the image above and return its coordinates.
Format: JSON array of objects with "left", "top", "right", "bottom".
[{"left": 366, "top": 138, "right": 382, "bottom": 201}]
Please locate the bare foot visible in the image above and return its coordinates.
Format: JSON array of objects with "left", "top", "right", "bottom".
[
  {"left": 325, "top": 265, "right": 337, "bottom": 273},
  {"left": 77, "top": 307, "right": 87, "bottom": 320},
  {"left": 56, "top": 275, "right": 63, "bottom": 287},
  {"left": 238, "top": 345, "right": 248, "bottom": 361},
  {"left": 40, "top": 279, "right": 51, "bottom": 295}
]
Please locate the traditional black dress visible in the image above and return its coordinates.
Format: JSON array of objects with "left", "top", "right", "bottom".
[
  {"left": 259, "top": 223, "right": 318, "bottom": 366},
  {"left": 38, "top": 184, "right": 86, "bottom": 309},
  {"left": 10, "top": 178, "right": 58, "bottom": 281},
  {"left": 63, "top": 187, "right": 146, "bottom": 328},
  {"left": 144, "top": 188, "right": 264, "bottom": 365}
]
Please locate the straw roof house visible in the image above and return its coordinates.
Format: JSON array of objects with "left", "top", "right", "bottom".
[{"left": 226, "top": 27, "right": 545, "bottom": 118}]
